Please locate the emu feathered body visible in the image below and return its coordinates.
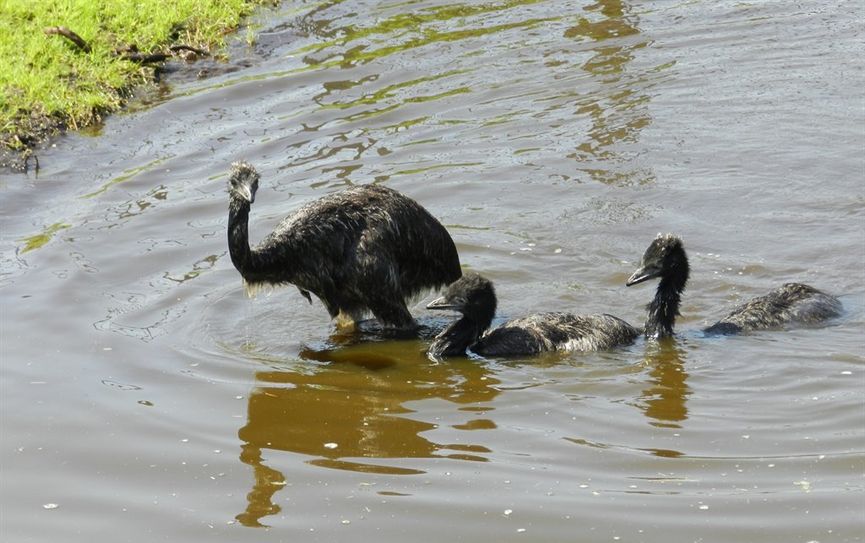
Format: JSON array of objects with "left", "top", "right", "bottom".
[
  {"left": 227, "top": 161, "right": 461, "bottom": 329},
  {"left": 702, "top": 282, "right": 842, "bottom": 335},
  {"left": 476, "top": 313, "right": 642, "bottom": 356},
  {"left": 626, "top": 233, "right": 842, "bottom": 337},
  {"left": 427, "top": 273, "right": 639, "bottom": 359}
]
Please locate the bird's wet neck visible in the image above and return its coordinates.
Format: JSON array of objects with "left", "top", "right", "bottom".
[
  {"left": 645, "top": 279, "right": 682, "bottom": 339},
  {"left": 228, "top": 200, "right": 254, "bottom": 275},
  {"left": 430, "top": 314, "right": 487, "bottom": 359}
]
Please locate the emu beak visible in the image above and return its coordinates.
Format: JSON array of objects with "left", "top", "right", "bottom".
[
  {"left": 239, "top": 185, "right": 255, "bottom": 204},
  {"left": 427, "top": 296, "right": 460, "bottom": 310},
  {"left": 626, "top": 265, "right": 658, "bottom": 286}
]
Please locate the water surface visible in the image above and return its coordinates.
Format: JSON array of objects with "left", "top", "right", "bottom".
[{"left": 1, "top": 1, "right": 863, "bottom": 541}]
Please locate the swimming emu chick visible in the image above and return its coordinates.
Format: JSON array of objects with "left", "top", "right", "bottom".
[
  {"left": 426, "top": 273, "right": 639, "bottom": 359},
  {"left": 624, "top": 234, "right": 691, "bottom": 338},
  {"left": 625, "top": 233, "right": 842, "bottom": 337},
  {"left": 227, "top": 161, "right": 461, "bottom": 329}
]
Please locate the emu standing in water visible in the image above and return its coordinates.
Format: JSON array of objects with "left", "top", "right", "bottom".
[
  {"left": 227, "top": 161, "right": 461, "bottom": 330},
  {"left": 625, "top": 233, "right": 842, "bottom": 337},
  {"left": 426, "top": 273, "right": 639, "bottom": 359}
]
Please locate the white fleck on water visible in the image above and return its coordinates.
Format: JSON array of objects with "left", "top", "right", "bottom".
[{"left": 794, "top": 480, "right": 812, "bottom": 492}]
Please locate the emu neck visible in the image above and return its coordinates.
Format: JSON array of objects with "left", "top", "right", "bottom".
[
  {"left": 429, "top": 317, "right": 483, "bottom": 359},
  {"left": 429, "top": 310, "right": 492, "bottom": 359},
  {"left": 644, "top": 278, "right": 682, "bottom": 339},
  {"left": 228, "top": 198, "right": 255, "bottom": 277}
]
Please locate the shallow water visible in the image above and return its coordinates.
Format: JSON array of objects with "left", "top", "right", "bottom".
[{"left": 1, "top": 0, "right": 863, "bottom": 541}]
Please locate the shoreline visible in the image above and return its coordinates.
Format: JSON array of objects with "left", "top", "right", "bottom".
[{"left": 0, "top": 0, "right": 272, "bottom": 173}]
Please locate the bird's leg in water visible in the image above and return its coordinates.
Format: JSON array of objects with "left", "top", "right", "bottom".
[
  {"left": 368, "top": 298, "right": 416, "bottom": 331},
  {"left": 335, "top": 310, "right": 358, "bottom": 333}
]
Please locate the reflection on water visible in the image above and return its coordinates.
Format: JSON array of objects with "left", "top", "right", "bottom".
[
  {"left": 298, "top": 0, "right": 556, "bottom": 69},
  {"left": 565, "top": 0, "right": 655, "bottom": 186},
  {"left": 639, "top": 338, "right": 689, "bottom": 430},
  {"left": 564, "top": 339, "right": 689, "bottom": 460},
  {"left": 235, "top": 341, "right": 500, "bottom": 527},
  {"left": 235, "top": 335, "right": 692, "bottom": 525}
]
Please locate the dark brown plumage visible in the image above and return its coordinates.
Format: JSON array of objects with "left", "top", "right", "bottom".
[
  {"left": 703, "top": 282, "right": 843, "bottom": 335},
  {"left": 427, "top": 273, "right": 639, "bottom": 359},
  {"left": 626, "top": 233, "right": 842, "bottom": 337},
  {"left": 625, "top": 233, "right": 690, "bottom": 338},
  {"left": 227, "top": 161, "right": 461, "bottom": 329}
]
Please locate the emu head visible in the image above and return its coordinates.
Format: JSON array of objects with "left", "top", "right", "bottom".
[
  {"left": 427, "top": 273, "right": 497, "bottom": 323},
  {"left": 627, "top": 233, "right": 688, "bottom": 288},
  {"left": 228, "top": 161, "right": 260, "bottom": 204}
]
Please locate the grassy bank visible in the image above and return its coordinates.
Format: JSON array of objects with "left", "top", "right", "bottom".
[{"left": 0, "top": 0, "right": 268, "bottom": 159}]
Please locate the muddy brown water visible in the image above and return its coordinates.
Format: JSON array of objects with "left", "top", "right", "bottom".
[{"left": 1, "top": 1, "right": 863, "bottom": 541}]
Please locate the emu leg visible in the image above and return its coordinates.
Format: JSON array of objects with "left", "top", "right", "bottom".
[
  {"left": 335, "top": 310, "right": 358, "bottom": 332},
  {"left": 368, "top": 298, "right": 415, "bottom": 330}
]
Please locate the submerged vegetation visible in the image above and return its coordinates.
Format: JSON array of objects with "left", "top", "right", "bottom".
[{"left": 0, "top": 0, "right": 269, "bottom": 161}]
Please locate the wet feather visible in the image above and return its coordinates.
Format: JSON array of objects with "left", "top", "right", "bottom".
[
  {"left": 627, "top": 233, "right": 842, "bottom": 337},
  {"left": 227, "top": 161, "right": 461, "bottom": 329},
  {"left": 427, "top": 273, "right": 639, "bottom": 359}
]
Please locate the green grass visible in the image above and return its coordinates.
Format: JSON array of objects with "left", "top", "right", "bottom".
[{"left": 0, "top": 0, "right": 268, "bottom": 151}]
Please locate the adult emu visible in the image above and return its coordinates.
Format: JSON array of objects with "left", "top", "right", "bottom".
[
  {"left": 426, "top": 273, "right": 639, "bottom": 359},
  {"left": 625, "top": 233, "right": 842, "bottom": 337},
  {"left": 227, "top": 161, "right": 461, "bottom": 330}
]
